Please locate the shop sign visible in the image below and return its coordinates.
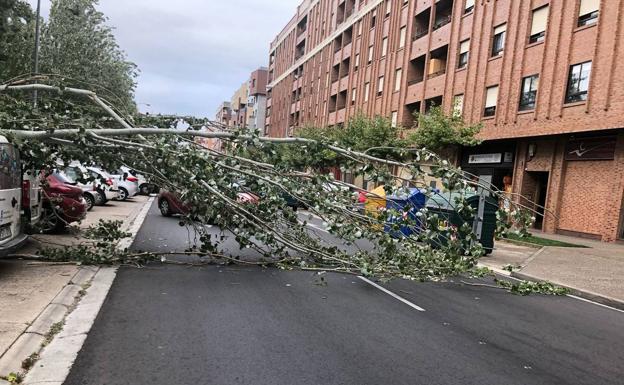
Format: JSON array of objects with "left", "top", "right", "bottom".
[
  {"left": 468, "top": 153, "right": 502, "bottom": 164},
  {"left": 565, "top": 136, "right": 617, "bottom": 161}
]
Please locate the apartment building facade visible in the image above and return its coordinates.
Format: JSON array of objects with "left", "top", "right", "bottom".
[
  {"left": 247, "top": 67, "right": 269, "bottom": 132},
  {"left": 215, "top": 68, "right": 269, "bottom": 132},
  {"left": 266, "top": 0, "right": 624, "bottom": 242}
]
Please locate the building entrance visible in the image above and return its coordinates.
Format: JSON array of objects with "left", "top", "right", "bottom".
[{"left": 526, "top": 171, "right": 549, "bottom": 230}]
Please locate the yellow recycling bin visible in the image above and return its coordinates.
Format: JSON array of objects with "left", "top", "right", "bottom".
[{"left": 365, "top": 186, "right": 387, "bottom": 226}]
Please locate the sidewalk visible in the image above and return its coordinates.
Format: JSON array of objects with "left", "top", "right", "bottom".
[
  {"left": 0, "top": 195, "right": 152, "bottom": 380},
  {"left": 480, "top": 232, "right": 624, "bottom": 309}
]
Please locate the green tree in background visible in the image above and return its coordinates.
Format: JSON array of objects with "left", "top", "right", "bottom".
[
  {"left": 39, "top": 0, "right": 138, "bottom": 112},
  {"left": 408, "top": 106, "right": 482, "bottom": 156},
  {"left": 0, "top": 0, "right": 35, "bottom": 81}
]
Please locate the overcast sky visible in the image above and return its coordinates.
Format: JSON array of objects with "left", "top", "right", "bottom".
[{"left": 26, "top": 0, "right": 296, "bottom": 116}]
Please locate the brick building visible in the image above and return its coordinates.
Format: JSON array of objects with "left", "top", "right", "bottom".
[{"left": 265, "top": 0, "right": 624, "bottom": 242}]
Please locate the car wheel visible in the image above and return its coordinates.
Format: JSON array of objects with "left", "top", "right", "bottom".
[
  {"left": 118, "top": 187, "right": 129, "bottom": 201},
  {"left": 84, "top": 193, "right": 95, "bottom": 211},
  {"left": 139, "top": 184, "right": 150, "bottom": 195},
  {"left": 40, "top": 207, "right": 66, "bottom": 234},
  {"left": 159, "top": 199, "right": 172, "bottom": 217},
  {"left": 96, "top": 189, "right": 108, "bottom": 205}
]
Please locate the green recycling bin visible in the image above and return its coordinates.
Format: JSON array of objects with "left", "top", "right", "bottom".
[{"left": 425, "top": 191, "right": 498, "bottom": 254}]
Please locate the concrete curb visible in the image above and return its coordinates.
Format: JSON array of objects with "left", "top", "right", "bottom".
[
  {"left": 15, "top": 197, "right": 154, "bottom": 385},
  {"left": 511, "top": 271, "right": 624, "bottom": 311},
  {"left": 23, "top": 268, "right": 117, "bottom": 385}
]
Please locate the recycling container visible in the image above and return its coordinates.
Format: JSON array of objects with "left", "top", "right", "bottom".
[
  {"left": 425, "top": 191, "right": 498, "bottom": 254},
  {"left": 384, "top": 188, "right": 427, "bottom": 237}
]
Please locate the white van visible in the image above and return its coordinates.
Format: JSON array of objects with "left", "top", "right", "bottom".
[
  {"left": 0, "top": 136, "right": 28, "bottom": 256},
  {"left": 22, "top": 169, "right": 42, "bottom": 226}
]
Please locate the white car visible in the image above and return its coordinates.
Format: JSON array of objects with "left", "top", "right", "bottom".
[
  {"left": 120, "top": 166, "right": 157, "bottom": 195},
  {"left": 110, "top": 170, "right": 139, "bottom": 201},
  {"left": 59, "top": 167, "right": 100, "bottom": 211},
  {"left": 84, "top": 166, "right": 120, "bottom": 203}
]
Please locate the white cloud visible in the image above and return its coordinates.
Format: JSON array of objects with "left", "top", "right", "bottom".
[{"left": 25, "top": 0, "right": 297, "bottom": 116}]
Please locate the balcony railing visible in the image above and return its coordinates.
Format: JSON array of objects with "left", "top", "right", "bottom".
[
  {"left": 427, "top": 69, "right": 446, "bottom": 79},
  {"left": 433, "top": 15, "right": 451, "bottom": 30},
  {"left": 412, "top": 28, "right": 429, "bottom": 41}
]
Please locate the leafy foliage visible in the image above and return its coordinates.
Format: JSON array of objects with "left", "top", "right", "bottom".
[
  {"left": 40, "top": 0, "right": 138, "bottom": 113},
  {"left": 408, "top": 106, "right": 482, "bottom": 154},
  {"left": 0, "top": 0, "right": 35, "bottom": 81}
]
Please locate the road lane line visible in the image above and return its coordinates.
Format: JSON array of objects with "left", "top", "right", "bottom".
[{"left": 358, "top": 276, "right": 426, "bottom": 312}]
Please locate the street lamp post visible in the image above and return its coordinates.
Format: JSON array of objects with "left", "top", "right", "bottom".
[{"left": 32, "top": 0, "right": 42, "bottom": 108}]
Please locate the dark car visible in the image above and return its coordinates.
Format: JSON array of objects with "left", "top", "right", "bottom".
[
  {"left": 40, "top": 172, "right": 88, "bottom": 232},
  {"left": 158, "top": 190, "right": 259, "bottom": 217}
]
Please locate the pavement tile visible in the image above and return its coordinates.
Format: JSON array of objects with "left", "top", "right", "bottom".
[
  {"left": 69, "top": 267, "right": 98, "bottom": 287},
  {"left": 0, "top": 333, "right": 44, "bottom": 376},
  {"left": 50, "top": 285, "right": 81, "bottom": 308},
  {"left": 25, "top": 304, "right": 67, "bottom": 336}
]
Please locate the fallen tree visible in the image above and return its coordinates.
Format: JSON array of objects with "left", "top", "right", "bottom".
[{"left": 0, "top": 79, "right": 538, "bottom": 281}]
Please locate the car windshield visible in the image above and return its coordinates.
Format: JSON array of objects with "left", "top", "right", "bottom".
[{"left": 52, "top": 171, "right": 74, "bottom": 184}]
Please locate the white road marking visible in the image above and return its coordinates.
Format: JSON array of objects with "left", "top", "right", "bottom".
[
  {"left": 565, "top": 294, "right": 624, "bottom": 314},
  {"left": 358, "top": 276, "right": 426, "bottom": 312}
]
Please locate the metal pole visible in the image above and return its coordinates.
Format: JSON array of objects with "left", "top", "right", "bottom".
[{"left": 32, "top": 0, "right": 42, "bottom": 108}]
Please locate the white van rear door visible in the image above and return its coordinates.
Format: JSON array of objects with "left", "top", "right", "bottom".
[{"left": 0, "top": 144, "right": 23, "bottom": 245}]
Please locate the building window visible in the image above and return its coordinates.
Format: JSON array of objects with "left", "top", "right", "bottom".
[
  {"left": 368, "top": 45, "right": 374, "bottom": 63},
  {"left": 385, "top": 0, "right": 391, "bottom": 16},
  {"left": 358, "top": 21, "right": 363, "bottom": 36},
  {"left": 399, "top": 26, "right": 407, "bottom": 49},
  {"left": 565, "top": 61, "right": 592, "bottom": 103},
  {"left": 394, "top": 68, "right": 402, "bottom": 91},
  {"left": 484, "top": 85, "right": 499, "bottom": 117},
  {"left": 491, "top": 24, "right": 506, "bottom": 57},
  {"left": 391, "top": 111, "right": 398, "bottom": 127},
  {"left": 377, "top": 76, "right": 385, "bottom": 96},
  {"left": 364, "top": 82, "right": 370, "bottom": 102},
  {"left": 371, "top": 10, "right": 377, "bottom": 28},
  {"left": 355, "top": 53, "right": 360, "bottom": 70},
  {"left": 458, "top": 40, "right": 470, "bottom": 69},
  {"left": 529, "top": 6, "right": 549, "bottom": 44},
  {"left": 381, "top": 37, "right": 388, "bottom": 57},
  {"left": 578, "top": 0, "right": 599, "bottom": 27},
  {"left": 519, "top": 75, "right": 539, "bottom": 111},
  {"left": 465, "top": 0, "right": 475, "bottom": 14},
  {"left": 453, "top": 94, "right": 464, "bottom": 116},
  {"left": 351, "top": 88, "right": 357, "bottom": 105}
]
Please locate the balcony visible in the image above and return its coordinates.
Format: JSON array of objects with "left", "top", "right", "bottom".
[
  {"left": 433, "top": 0, "right": 454, "bottom": 31},
  {"left": 407, "top": 55, "right": 426, "bottom": 85},
  {"left": 433, "top": 14, "right": 451, "bottom": 30},
  {"left": 426, "top": 45, "right": 448, "bottom": 79},
  {"left": 412, "top": 8, "right": 431, "bottom": 41}
]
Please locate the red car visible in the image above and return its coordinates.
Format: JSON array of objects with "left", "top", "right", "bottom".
[
  {"left": 40, "top": 172, "right": 88, "bottom": 232},
  {"left": 158, "top": 190, "right": 259, "bottom": 217}
]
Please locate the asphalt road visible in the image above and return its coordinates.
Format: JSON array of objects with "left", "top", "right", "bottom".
[{"left": 65, "top": 202, "right": 624, "bottom": 385}]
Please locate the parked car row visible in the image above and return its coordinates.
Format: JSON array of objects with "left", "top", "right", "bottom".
[{"left": 0, "top": 135, "right": 157, "bottom": 257}]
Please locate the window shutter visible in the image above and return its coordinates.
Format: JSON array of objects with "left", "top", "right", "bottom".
[
  {"left": 531, "top": 6, "right": 549, "bottom": 36},
  {"left": 579, "top": 0, "right": 599, "bottom": 16},
  {"left": 454, "top": 94, "right": 464, "bottom": 114},
  {"left": 485, "top": 86, "right": 499, "bottom": 108},
  {"left": 460, "top": 40, "right": 470, "bottom": 54},
  {"left": 395, "top": 69, "right": 402, "bottom": 91},
  {"left": 494, "top": 24, "right": 506, "bottom": 35}
]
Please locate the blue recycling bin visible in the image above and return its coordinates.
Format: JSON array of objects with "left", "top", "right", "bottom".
[{"left": 384, "top": 188, "right": 426, "bottom": 237}]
